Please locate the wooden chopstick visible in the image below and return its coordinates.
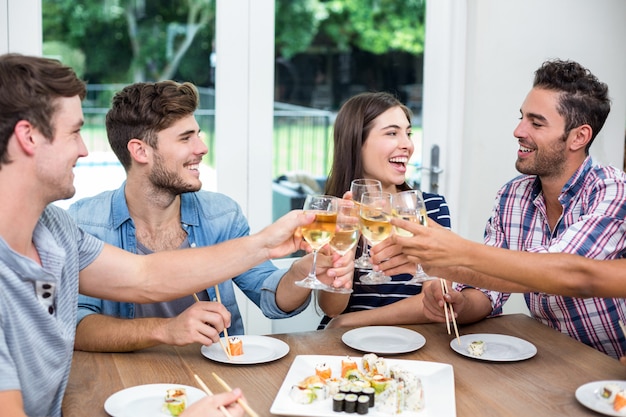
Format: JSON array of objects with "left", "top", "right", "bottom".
[
  {"left": 212, "top": 372, "right": 260, "bottom": 417},
  {"left": 192, "top": 291, "right": 233, "bottom": 361},
  {"left": 439, "top": 279, "right": 451, "bottom": 334},
  {"left": 214, "top": 285, "right": 233, "bottom": 358},
  {"left": 441, "top": 279, "right": 461, "bottom": 346},
  {"left": 193, "top": 374, "right": 235, "bottom": 417},
  {"left": 619, "top": 319, "right": 626, "bottom": 338}
]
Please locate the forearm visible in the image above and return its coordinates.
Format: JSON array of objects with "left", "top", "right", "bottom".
[
  {"left": 330, "top": 295, "right": 428, "bottom": 328},
  {"left": 275, "top": 259, "right": 315, "bottom": 312},
  {"left": 81, "top": 236, "right": 272, "bottom": 303},
  {"left": 74, "top": 314, "right": 169, "bottom": 352},
  {"left": 317, "top": 291, "right": 350, "bottom": 318},
  {"left": 0, "top": 391, "right": 27, "bottom": 417},
  {"left": 428, "top": 262, "right": 534, "bottom": 294}
]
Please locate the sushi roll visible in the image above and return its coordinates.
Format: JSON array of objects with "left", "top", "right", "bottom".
[
  {"left": 228, "top": 336, "right": 244, "bottom": 356},
  {"left": 315, "top": 362, "right": 332, "bottom": 380},
  {"left": 162, "top": 388, "right": 187, "bottom": 416},
  {"left": 370, "top": 374, "right": 391, "bottom": 394},
  {"left": 467, "top": 340, "right": 485, "bottom": 357},
  {"left": 344, "top": 393, "right": 358, "bottom": 413},
  {"left": 333, "top": 393, "right": 346, "bottom": 412},
  {"left": 362, "top": 353, "right": 379, "bottom": 374},
  {"left": 614, "top": 390, "right": 626, "bottom": 413},
  {"left": 356, "top": 395, "right": 370, "bottom": 415},
  {"left": 601, "top": 383, "right": 621, "bottom": 402},
  {"left": 342, "top": 356, "right": 358, "bottom": 378},
  {"left": 289, "top": 385, "right": 317, "bottom": 404}
]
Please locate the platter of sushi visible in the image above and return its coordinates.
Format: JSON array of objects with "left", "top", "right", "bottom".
[
  {"left": 270, "top": 353, "right": 455, "bottom": 416},
  {"left": 201, "top": 335, "right": 289, "bottom": 364},
  {"left": 576, "top": 380, "right": 626, "bottom": 416}
]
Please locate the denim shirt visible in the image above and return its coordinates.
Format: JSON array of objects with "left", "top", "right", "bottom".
[{"left": 67, "top": 182, "right": 310, "bottom": 335}]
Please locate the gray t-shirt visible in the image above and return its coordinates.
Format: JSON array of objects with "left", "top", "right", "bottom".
[
  {"left": 0, "top": 205, "right": 104, "bottom": 417},
  {"left": 134, "top": 239, "right": 211, "bottom": 318}
]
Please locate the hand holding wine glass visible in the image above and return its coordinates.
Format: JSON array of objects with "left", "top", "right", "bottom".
[
  {"left": 295, "top": 194, "right": 352, "bottom": 293},
  {"left": 359, "top": 191, "right": 393, "bottom": 284},
  {"left": 350, "top": 179, "right": 382, "bottom": 270},
  {"left": 391, "top": 189, "right": 435, "bottom": 284}
]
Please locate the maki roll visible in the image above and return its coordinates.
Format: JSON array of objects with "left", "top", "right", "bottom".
[
  {"left": 467, "top": 340, "right": 485, "bottom": 357},
  {"left": 228, "top": 336, "right": 244, "bottom": 356},
  {"left": 615, "top": 390, "right": 626, "bottom": 413},
  {"left": 162, "top": 388, "right": 187, "bottom": 416}
]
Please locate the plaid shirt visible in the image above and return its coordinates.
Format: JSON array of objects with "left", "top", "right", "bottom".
[{"left": 456, "top": 157, "right": 626, "bottom": 358}]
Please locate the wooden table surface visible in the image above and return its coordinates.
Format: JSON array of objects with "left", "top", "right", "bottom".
[{"left": 63, "top": 314, "right": 626, "bottom": 416}]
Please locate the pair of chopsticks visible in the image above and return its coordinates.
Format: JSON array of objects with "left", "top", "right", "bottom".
[
  {"left": 440, "top": 278, "right": 461, "bottom": 346},
  {"left": 193, "top": 286, "right": 233, "bottom": 360},
  {"left": 193, "top": 373, "right": 259, "bottom": 417}
]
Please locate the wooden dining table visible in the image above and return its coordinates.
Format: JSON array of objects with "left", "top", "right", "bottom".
[{"left": 62, "top": 314, "right": 626, "bottom": 416}]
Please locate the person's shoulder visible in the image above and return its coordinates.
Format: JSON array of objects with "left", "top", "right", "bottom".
[{"left": 68, "top": 190, "right": 116, "bottom": 215}]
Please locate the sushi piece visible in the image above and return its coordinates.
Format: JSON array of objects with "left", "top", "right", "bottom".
[
  {"left": 614, "top": 390, "right": 626, "bottom": 413},
  {"left": 362, "top": 353, "right": 388, "bottom": 377},
  {"left": 315, "top": 362, "right": 332, "bottom": 380},
  {"left": 601, "top": 383, "right": 621, "bottom": 402},
  {"left": 613, "top": 390, "right": 626, "bottom": 413},
  {"left": 289, "top": 385, "right": 317, "bottom": 404},
  {"left": 467, "top": 340, "right": 485, "bottom": 356},
  {"left": 228, "top": 336, "right": 244, "bottom": 356},
  {"left": 342, "top": 356, "right": 358, "bottom": 378},
  {"left": 162, "top": 388, "right": 187, "bottom": 416}
]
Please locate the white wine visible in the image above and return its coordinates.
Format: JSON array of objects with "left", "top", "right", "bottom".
[
  {"left": 330, "top": 227, "right": 360, "bottom": 255},
  {"left": 392, "top": 208, "right": 425, "bottom": 236},
  {"left": 360, "top": 215, "right": 392, "bottom": 245},
  {"left": 302, "top": 212, "right": 337, "bottom": 250}
]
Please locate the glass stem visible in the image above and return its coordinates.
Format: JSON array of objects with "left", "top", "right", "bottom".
[{"left": 308, "top": 249, "right": 319, "bottom": 278}]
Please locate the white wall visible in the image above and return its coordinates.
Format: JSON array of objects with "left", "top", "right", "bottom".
[
  {"left": 424, "top": 0, "right": 626, "bottom": 315},
  {"left": 1, "top": 0, "right": 42, "bottom": 55}
]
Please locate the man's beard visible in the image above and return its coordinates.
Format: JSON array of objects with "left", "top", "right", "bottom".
[
  {"left": 515, "top": 130, "right": 569, "bottom": 178},
  {"left": 149, "top": 152, "right": 201, "bottom": 194}
]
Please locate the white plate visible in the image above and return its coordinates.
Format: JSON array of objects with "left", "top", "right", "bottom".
[
  {"left": 450, "top": 333, "right": 537, "bottom": 362},
  {"left": 342, "top": 326, "right": 426, "bottom": 354},
  {"left": 104, "top": 383, "right": 205, "bottom": 417},
  {"left": 270, "top": 354, "right": 455, "bottom": 416},
  {"left": 576, "top": 380, "right": 626, "bottom": 416},
  {"left": 201, "top": 335, "right": 289, "bottom": 364}
]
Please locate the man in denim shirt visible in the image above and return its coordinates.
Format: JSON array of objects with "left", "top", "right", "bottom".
[{"left": 68, "top": 81, "right": 353, "bottom": 352}]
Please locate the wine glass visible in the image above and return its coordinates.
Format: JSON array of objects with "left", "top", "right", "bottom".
[
  {"left": 330, "top": 202, "right": 360, "bottom": 257},
  {"left": 350, "top": 179, "right": 382, "bottom": 270},
  {"left": 359, "top": 191, "right": 393, "bottom": 284},
  {"left": 391, "top": 189, "right": 435, "bottom": 284},
  {"left": 295, "top": 194, "right": 350, "bottom": 293}
]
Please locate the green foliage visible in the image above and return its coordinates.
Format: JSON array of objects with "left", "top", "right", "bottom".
[{"left": 42, "top": 41, "right": 86, "bottom": 77}]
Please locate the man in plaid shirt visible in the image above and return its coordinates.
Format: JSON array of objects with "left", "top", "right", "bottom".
[{"left": 420, "top": 59, "right": 626, "bottom": 359}]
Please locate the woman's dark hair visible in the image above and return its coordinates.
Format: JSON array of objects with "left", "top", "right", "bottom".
[{"left": 325, "top": 92, "right": 412, "bottom": 197}]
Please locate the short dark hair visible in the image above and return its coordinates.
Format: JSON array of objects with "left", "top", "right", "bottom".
[
  {"left": 0, "top": 53, "right": 86, "bottom": 166},
  {"left": 105, "top": 81, "right": 200, "bottom": 170},
  {"left": 533, "top": 59, "right": 611, "bottom": 153}
]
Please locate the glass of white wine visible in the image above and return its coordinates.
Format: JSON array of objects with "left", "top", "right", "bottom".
[
  {"left": 350, "top": 179, "right": 382, "bottom": 270},
  {"left": 391, "top": 189, "right": 435, "bottom": 284},
  {"left": 295, "top": 194, "right": 348, "bottom": 293},
  {"left": 359, "top": 191, "right": 393, "bottom": 284},
  {"left": 330, "top": 202, "right": 360, "bottom": 255}
]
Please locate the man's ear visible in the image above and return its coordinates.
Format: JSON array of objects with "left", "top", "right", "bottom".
[
  {"left": 127, "top": 138, "right": 150, "bottom": 163},
  {"left": 570, "top": 124, "right": 592, "bottom": 152},
  {"left": 13, "top": 120, "right": 38, "bottom": 156}
]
